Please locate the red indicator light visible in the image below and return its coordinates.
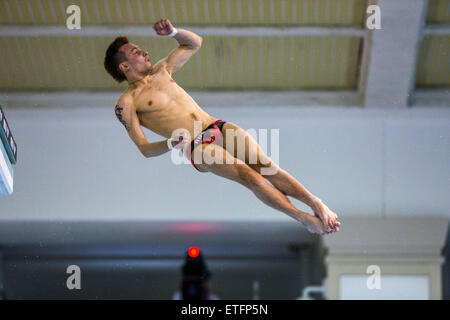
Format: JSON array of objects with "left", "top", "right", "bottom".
[{"left": 188, "top": 246, "right": 199, "bottom": 258}]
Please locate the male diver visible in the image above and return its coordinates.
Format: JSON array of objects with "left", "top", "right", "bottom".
[{"left": 104, "top": 19, "right": 340, "bottom": 235}]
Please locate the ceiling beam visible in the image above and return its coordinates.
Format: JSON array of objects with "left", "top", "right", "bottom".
[
  {"left": 423, "top": 23, "right": 450, "bottom": 35},
  {"left": 1, "top": 23, "right": 447, "bottom": 38},
  {"left": 0, "top": 25, "right": 366, "bottom": 37},
  {"left": 359, "top": 0, "right": 429, "bottom": 108}
]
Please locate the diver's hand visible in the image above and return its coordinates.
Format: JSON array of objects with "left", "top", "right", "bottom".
[
  {"left": 171, "top": 131, "right": 189, "bottom": 150},
  {"left": 153, "top": 19, "right": 174, "bottom": 36}
]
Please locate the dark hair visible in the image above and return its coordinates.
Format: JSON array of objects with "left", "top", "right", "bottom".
[{"left": 104, "top": 36, "right": 129, "bottom": 83}]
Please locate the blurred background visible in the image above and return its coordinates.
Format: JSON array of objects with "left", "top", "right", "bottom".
[{"left": 0, "top": 0, "right": 449, "bottom": 299}]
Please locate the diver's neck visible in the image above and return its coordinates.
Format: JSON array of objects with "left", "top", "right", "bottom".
[{"left": 127, "top": 70, "right": 153, "bottom": 90}]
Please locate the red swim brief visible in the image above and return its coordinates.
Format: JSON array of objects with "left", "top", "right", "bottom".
[{"left": 187, "top": 119, "right": 226, "bottom": 171}]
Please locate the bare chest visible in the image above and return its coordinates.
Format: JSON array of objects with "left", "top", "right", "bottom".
[
  {"left": 127, "top": 71, "right": 204, "bottom": 136},
  {"left": 132, "top": 73, "right": 183, "bottom": 114}
]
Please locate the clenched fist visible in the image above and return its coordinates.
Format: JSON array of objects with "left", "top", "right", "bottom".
[
  {"left": 170, "top": 130, "right": 190, "bottom": 150},
  {"left": 153, "top": 18, "right": 175, "bottom": 36}
]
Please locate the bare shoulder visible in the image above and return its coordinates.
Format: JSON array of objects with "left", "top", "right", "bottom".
[
  {"left": 114, "top": 92, "right": 135, "bottom": 129},
  {"left": 116, "top": 91, "right": 134, "bottom": 108},
  {"left": 114, "top": 92, "right": 134, "bottom": 130}
]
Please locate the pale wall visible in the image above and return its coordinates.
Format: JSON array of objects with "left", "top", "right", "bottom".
[{"left": 0, "top": 99, "right": 449, "bottom": 221}]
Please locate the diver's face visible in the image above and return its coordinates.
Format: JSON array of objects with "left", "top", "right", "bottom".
[{"left": 120, "top": 43, "right": 152, "bottom": 74}]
